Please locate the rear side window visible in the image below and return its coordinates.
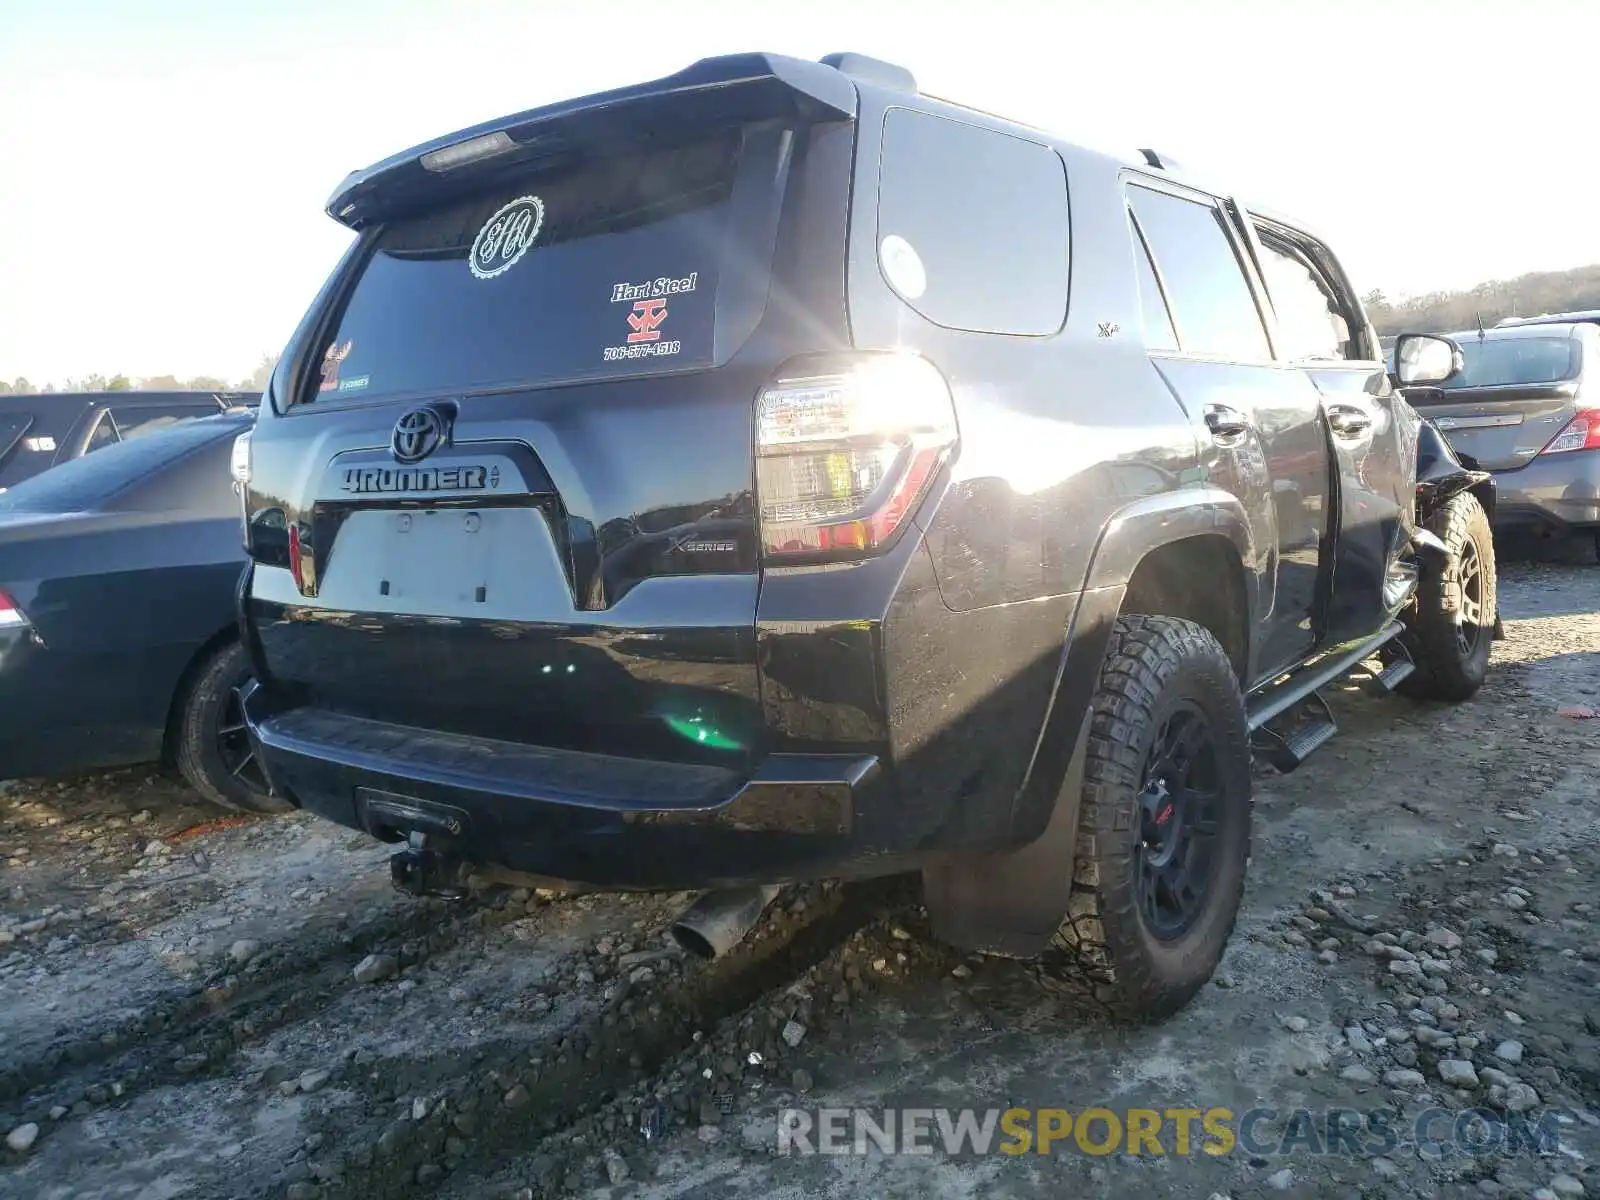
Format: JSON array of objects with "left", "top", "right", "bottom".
[
  {"left": 876, "top": 108, "right": 1069, "bottom": 335},
  {"left": 1127, "top": 185, "right": 1269, "bottom": 362},
  {"left": 306, "top": 131, "right": 745, "bottom": 403},
  {"left": 114, "top": 404, "right": 219, "bottom": 440},
  {"left": 0, "top": 418, "right": 232, "bottom": 513}
]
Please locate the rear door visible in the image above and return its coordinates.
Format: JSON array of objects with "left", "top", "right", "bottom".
[
  {"left": 1245, "top": 214, "right": 1414, "bottom": 644},
  {"left": 244, "top": 113, "right": 855, "bottom": 765},
  {"left": 1403, "top": 330, "right": 1585, "bottom": 470},
  {"left": 1128, "top": 180, "right": 1331, "bottom": 680}
]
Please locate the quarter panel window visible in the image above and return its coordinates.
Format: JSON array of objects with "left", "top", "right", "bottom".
[
  {"left": 84, "top": 412, "right": 117, "bottom": 454},
  {"left": 876, "top": 108, "right": 1070, "bottom": 335}
]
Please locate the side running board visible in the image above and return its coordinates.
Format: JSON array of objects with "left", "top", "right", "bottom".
[{"left": 1247, "top": 622, "right": 1406, "bottom": 772}]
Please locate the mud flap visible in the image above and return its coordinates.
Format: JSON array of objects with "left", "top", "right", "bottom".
[{"left": 922, "top": 718, "right": 1090, "bottom": 959}]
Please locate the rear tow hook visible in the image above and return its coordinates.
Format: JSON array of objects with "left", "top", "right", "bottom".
[{"left": 389, "top": 831, "right": 468, "bottom": 900}]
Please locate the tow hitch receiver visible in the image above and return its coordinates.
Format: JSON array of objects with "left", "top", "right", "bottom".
[{"left": 390, "top": 832, "right": 468, "bottom": 900}]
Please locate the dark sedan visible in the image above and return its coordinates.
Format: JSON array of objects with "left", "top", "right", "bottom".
[
  {"left": 0, "top": 412, "right": 282, "bottom": 811},
  {"left": 0, "top": 389, "right": 259, "bottom": 492}
]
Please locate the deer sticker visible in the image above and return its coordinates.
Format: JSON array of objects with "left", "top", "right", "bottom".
[{"left": 319, "top": 340, "right": 354, "bottom": 392}]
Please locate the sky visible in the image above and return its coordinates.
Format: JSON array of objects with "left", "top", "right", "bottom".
[{"left": 1, "top": 0, "right": 1596, "bottom": 386}]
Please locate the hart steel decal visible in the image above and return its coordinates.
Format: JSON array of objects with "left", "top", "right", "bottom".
[
  {"left": 603, "top": 273, "right": 696, "bottom": 363},
  {"left": 626, "top": 298, "right": 668, "bottom": 343}
]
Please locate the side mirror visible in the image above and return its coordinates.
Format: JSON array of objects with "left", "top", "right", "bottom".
[{"left": 1392, "top": 333, "right": 1463, "bottom": 386}]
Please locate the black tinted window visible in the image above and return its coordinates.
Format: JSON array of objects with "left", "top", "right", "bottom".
[
  {"left": 1127, "top": 186, "right": 1268, "bottom": 361},
  {"left": 0, "top": 418, "right": 234, "bottom": 513},
  {"left": 307, "top": 132, "right": 745, "bottom": 403},
  {"left": 1130, "top": 217, "right": 1177, "bottom": 352},
  {"left": 876, "top": 109, "right": 1068, "bottom": 335}
]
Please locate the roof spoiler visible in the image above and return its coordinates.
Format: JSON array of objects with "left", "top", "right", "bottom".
[
  {"left": 326, "top": 52, "right": 866, "bottom": 228},
  {"left": 819, "top": 52, "right": 916, "bottom": 92}
]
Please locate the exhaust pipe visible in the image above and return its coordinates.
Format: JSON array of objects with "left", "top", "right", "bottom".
[{"left": 669, "top": 885, "right": 782, "bottom": 959}]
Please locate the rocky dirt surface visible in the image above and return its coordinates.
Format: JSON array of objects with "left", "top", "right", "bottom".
[{"left": 2, "top": 561, "right": 1597, "bottom": 1200}]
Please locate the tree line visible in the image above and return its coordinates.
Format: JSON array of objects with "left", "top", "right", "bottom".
[
  {"left": 1364, "top": 262, "right": 1600, "bottom": 337},
  {"left": 0, "top": 354, "right": 278, "bottom": 398}
]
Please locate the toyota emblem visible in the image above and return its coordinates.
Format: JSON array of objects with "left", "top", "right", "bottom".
[{"left": 391, "top": 407, "right": 447, "bottom": 464}]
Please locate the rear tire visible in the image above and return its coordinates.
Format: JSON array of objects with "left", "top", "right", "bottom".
[
  {"left": 1399, "top": 492, "right": 1496, "bottom": 702},
  {"left": 173, "top": 640, "right": 290, "bottom": 814},
  {"left": 1036, "top": 615, "right": 1252, "bottom": 1023}
]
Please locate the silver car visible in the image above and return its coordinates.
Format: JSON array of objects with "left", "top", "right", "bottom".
[{"left": 1404, "top": 322, "right": 1600, "bottom": 559}]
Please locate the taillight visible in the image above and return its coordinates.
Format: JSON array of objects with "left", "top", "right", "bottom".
[
  {"left": 1539, "top": 411, "right": 1600, "bottom": 455},
  {"left": 0, "top": 589, "right": 28, "bottom": 630},
  {"left": 230, "top": 431, "right": 253, "bottom": 484},
  {"left": 288, "top": 523, "right": 308, "bottom": 593},
  {"left": 755, "top": 352, "right": 957, "bottom": 560}
]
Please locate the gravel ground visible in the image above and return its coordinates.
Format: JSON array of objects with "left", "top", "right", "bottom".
[{"left": 1, "top": 560, "right": 1597, "bottom": 1200}]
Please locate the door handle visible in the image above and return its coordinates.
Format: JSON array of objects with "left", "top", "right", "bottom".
[
  {"left": 1326, "top": 403, "right": 1372, "bottom": 437},
  {"left": 1204, "top": 404, "right": 1250, "bottom": 441}
]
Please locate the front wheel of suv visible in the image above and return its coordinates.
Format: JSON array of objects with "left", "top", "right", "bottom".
[
  {"left": 1399, "top": 492, "right": 1496, "bottom": 703},
  {"left": 1036, "top": 614, "right": 1252, "bottom": 1023}
]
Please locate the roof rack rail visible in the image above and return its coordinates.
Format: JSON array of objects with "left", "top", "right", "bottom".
[
  {"left": 819, "top": 52, "right": 917, "bottom": 93},
  {"left": 1138, "top": 148, "right": 1184, "bottom": 171}
]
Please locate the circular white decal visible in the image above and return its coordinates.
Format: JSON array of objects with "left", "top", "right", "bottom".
[
  {"left": 879, "top": 234, "right": 926, "bottom": 300},
  {"left": 470, "top": 195, "right": 545, "bottom": 280}
]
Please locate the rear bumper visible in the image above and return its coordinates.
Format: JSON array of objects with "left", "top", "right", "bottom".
[
  {"left": 1490, "top": 451, "right": 1600, "bottom": 533},
  {"left": 240, "top": 682, "right": 927, "bottom": 889}
]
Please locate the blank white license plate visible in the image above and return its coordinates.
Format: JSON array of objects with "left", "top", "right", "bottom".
[
  {"left": 315, "top": 506, "right": 574, "bottom": 619},
  {"left": 377, "top": 509, "right": 492, "bottom": 606}
]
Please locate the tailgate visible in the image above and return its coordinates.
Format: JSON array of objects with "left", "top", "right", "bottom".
[{"left": 1406, "top": 381, "right": 1580, "bottom": 470}]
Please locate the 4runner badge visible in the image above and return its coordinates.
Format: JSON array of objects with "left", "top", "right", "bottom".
[
  {"left": 469, "top": 195, "right": 545, "bottom": 280},
  {"left": 341, "top": 463, "right": 499, "bottom": 495}
]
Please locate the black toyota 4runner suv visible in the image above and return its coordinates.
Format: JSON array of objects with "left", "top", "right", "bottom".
[{"left": 237, "top": 52, "right": 1496, "bottom": 1021}]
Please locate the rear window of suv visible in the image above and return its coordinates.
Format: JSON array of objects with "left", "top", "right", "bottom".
[{"left": 304, "top": 131, "right": 746, "bottom": 404}]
